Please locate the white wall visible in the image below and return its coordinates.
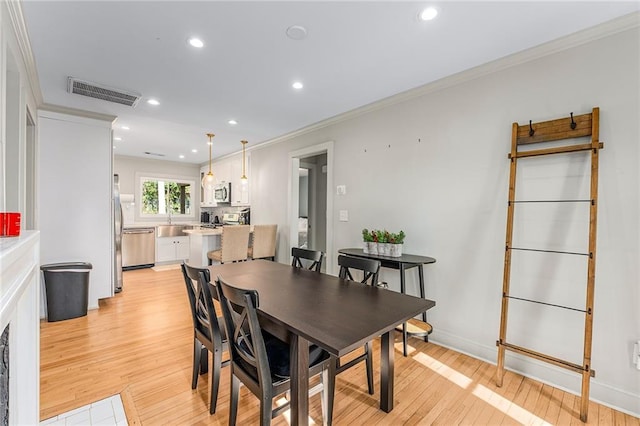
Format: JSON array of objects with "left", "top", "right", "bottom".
[
  {"left": 38, "top": 110, "right": 114, "bottom": 311},
  {"left": 248, "top": 25, "right": 640, "bottom": 414},
  {"left": 0, "top": 2, "right": 42, "bottom": 422},
  {"left": 114, "top": 155, "right": 201, "bottom": 224}
]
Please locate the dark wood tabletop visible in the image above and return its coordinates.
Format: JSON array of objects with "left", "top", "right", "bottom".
[{"left": 209, "top": 259, "right": 435, "bottom": 357}]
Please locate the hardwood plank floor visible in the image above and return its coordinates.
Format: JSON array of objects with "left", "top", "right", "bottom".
[{"left": 40, "top": 267, "right": 638, "bottom": 425}]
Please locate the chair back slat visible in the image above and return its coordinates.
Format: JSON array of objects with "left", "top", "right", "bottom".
[
  {"left": 216, "top": 277, "right": 272, "bottom": 388},
  {"left": 337, "top": 255, "right": 381, "bottom": 285},
  {"left": 291, "top": 247, "right": 324, "bottom": 272},
  {"left": 181, "top": 263, "right": 224, "bottom": 345}
]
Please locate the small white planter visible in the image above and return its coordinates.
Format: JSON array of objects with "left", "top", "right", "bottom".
[
  {"left": 363, "top": 241, "right": 369, "bottom": 254},
  {"left": 379, "top": 243, "right": 391, "bottom": 256},
  {"left": 368, "top": 242, "right": 379, "bottom": 255},
  {"left": 389, "top": 243, "right": 403, "bottom": 257}
]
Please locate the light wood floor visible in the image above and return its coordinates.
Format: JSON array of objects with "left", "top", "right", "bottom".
[{"left": 40, "top": 267, "right": 638, "bottom": 425}]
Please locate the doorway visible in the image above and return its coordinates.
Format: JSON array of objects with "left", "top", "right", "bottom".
[{"left": 288, "top": 142, "right": 334, "bottom": 273}]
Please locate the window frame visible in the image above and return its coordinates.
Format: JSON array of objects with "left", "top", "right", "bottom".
[{"left": 135, "top": 172, "right": 197, "bottom": 221}]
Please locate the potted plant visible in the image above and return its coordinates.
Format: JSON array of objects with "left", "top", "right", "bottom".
[
  {"left": 362, "top": 228, "right": 373, "bottom": 254},
  {"left": 389, "top": 230, "right": 405, "bottom": 257},
  {"left": 377, "top": 229, "right": 391, "bottom": 256},
  {"left": 368, "top": 229, "right": 379, "bottom": 255}
]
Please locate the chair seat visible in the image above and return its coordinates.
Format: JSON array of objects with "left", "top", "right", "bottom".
[
  {"left": 197, "top": 316, "right": 227, "bottom": 343},
  {"left": 264, "top": 331, "right": 330, "bottom": 379},
  {"left": 208, "top": 250, "right": 222, "bottom": 262},
  {"left": 237, "top": 331, "right": 330, "bottom": 383}
]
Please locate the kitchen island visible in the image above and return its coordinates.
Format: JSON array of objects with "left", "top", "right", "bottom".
[{"left": 183, "top": 226, "right": 253, "bottom": 267}]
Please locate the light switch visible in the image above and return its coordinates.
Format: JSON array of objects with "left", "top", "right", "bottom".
[
  {"left": 336, "top": 185, "right": 347, "bottom": 195},
  {"left": 339, "top": 210, "right": 349, "bottom": 222}
]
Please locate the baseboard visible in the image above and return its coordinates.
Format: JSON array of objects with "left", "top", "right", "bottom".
[{"left": 430, "top": 329, "right": 640, "bottom": 418}]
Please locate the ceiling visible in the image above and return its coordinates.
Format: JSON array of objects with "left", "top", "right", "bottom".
[{"left": 21, "top": 1, "right": 639, "bottom": 164}]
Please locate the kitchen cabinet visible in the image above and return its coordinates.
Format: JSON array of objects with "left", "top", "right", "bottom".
[
  {"left": 231, "top": 155, "right": 250, "bottom": 206},
  {"left": 200, "top": 161, "right": 232, "bottom": 206},
  {"left": 156, "top": 236, "right": 190, "bottom": 263}
]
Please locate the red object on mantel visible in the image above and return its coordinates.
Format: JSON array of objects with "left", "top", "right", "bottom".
[{"left": 0, "top": 212, "right": 21, "bottom": 237}]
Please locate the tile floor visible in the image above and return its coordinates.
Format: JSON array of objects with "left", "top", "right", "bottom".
[{"left": 40, "top": 394, "right": 128, "bottom": 426}]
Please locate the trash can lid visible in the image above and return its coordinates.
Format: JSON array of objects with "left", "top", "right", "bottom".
[{"left": 40, "top": 262, "right": 93, "bottom": 271}]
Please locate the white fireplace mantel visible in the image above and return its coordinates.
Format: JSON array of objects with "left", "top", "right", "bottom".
[{"left": 0, "top": 231, "right": 40, "bottom": 425}]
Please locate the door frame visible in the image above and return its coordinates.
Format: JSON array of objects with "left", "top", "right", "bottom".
[{"left": 288, "top": 141, "right": 334, "bottom": 273}]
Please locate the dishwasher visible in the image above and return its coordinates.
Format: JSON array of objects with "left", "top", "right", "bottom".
[{"left": 122, "top": 227, "right": 156, "bottom": 269}]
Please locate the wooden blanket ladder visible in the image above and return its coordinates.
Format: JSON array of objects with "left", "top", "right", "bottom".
[{"left": 496, "top": 107, "right": 603, "bottom": 422}]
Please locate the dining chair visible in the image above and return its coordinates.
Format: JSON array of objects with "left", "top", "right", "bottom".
[
  {"left": 248, "top": 224, "right": 277, "bottom": 261},
  {"left": 291, "top": 247, "right": 324, "bottom": 272},
  {"left": 181, "top": 262, "right": 230, "bottom": 414},
  {"left": 335, "top": 254, "right": 381, "bottom": 395},
  {"left": 216, "top": 276, "right": 335, "bottom": 426},
  {"left": 207, "top": 225, "right": 251, "bottom": 265}
]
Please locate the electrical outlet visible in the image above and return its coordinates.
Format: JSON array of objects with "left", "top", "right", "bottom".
[
  {"left": 339, "top": 210, "right": 348, "bottom": 222},
  {"left": 634, "top": 341, "right": 640, "bottom": 370},
  {"left": 336, "top": 185, "right": 347, "bottom": 196}
]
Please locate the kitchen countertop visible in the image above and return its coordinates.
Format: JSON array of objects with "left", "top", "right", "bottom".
[
  {"left": 123, "top": 222, "right": 201, "bottom": 229},
  {"left": 183, "top": 228, "right": 223, "bottom": 236},
  {"left": 184, "top": 225, "right": 254, "bottom": 236}
]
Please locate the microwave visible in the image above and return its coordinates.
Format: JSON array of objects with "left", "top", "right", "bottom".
[{"left": 214, "top": 182, "right": 231, "bottom": 203}]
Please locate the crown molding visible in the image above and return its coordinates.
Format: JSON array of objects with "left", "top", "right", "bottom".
[
  {"left": 40, "top": 103, "right": 117, "bottom": 124},
  {"left": 250, "top": 11, "right": 640, "bottom": 153},
  {"left": 5, "top": 0, "right": 43, "bottom": 105}
]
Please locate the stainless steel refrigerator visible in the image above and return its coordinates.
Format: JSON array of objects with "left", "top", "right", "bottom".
[{"left": 113, "top": 174, "right": 123, "bottom": 292}]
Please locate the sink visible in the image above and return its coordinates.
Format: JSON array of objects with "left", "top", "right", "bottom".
[{"left": 156, "top": 224, "right": 196, "bottom": 237}]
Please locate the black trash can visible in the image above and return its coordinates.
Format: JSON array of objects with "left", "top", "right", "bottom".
[{"left": 41, "top": 262, "right": 92, "bottom": 322}]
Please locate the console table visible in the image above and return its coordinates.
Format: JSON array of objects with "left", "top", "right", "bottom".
[{"left": 338, "top": 248, "right": 436, "bottom": 356}]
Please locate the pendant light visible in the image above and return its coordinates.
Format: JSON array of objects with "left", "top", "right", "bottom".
[
  {"left": 201, "top": 133, "right": 216, "bottom": 189},
  {"left": 240, "top": 140, "right": 248, "bottom": 186}
]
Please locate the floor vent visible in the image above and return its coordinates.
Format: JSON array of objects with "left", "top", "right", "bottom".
[{"left": 67, "top": 77, "right": 141, "bottom": 107}]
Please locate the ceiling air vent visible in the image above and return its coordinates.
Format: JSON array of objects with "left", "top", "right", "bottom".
[{"left": 67, "top": 77, "right": 141, "bottom": 107}]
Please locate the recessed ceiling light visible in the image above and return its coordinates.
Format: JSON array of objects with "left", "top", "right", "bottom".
[
  {"left": 120, "top": 125, "right": 130, "bottom": 130},
  {"left": 286, "top": 25, "right": 308, "bottom": 41},
  {"left": 228, "top": 119, "right": 238, "bottom": 125},
  {"left": 191, "top": 149, "right": 198, "bottom": 153},
  {"left": 419, "top": 7, "right": 438, "bottom": 21},
  {"left": 292, "top": 81, "right": 303, "bottom": 90},
  {"left": 179, "top": 154, "right": 185, "bottom": 159},
  {"left": 147, "top": 98, "right": 160, "bottom": 106},
  {"left": 188, "top": 37, "right": 204, "bottom": 48},
  {"left": 114, "top": 137, "right": 122, "bottom": 141}
]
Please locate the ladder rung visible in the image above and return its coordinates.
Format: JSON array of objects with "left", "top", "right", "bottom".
[
  {"left": 511, "top": 199, "right": 592, "bottom": 204},
  {"left": 509, "top": 247, "right": 590, "bottom": 257},
  {"left": 505, "top": 295, "right": 586, "bottom": 313},
  {"left": 513, "top": 142, "right": 603, "bottom": 158},
  {"left": 497, "top": 341, "right": 590, "bottom": 375}
]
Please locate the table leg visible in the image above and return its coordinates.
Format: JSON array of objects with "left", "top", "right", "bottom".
[
  {"left": 380, "top": 330, "right": 395, "bottom": 412},
  {"left": 400, "top": 264, "right": 408, "bottom": 356},
  {"left": 290, "top": 334, "right": 309, "bottom": 426},
  {"left": 418, "top": 264, "right": 429, "bottom": 342}
]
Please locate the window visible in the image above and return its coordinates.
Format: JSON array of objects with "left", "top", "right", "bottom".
[{"left": 137, "top": 174, "right": 195, "bottom": 219}]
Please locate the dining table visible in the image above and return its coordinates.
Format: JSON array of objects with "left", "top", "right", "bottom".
[{"left": 208, "top": 259, "right": 436, "bottom": 426}]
